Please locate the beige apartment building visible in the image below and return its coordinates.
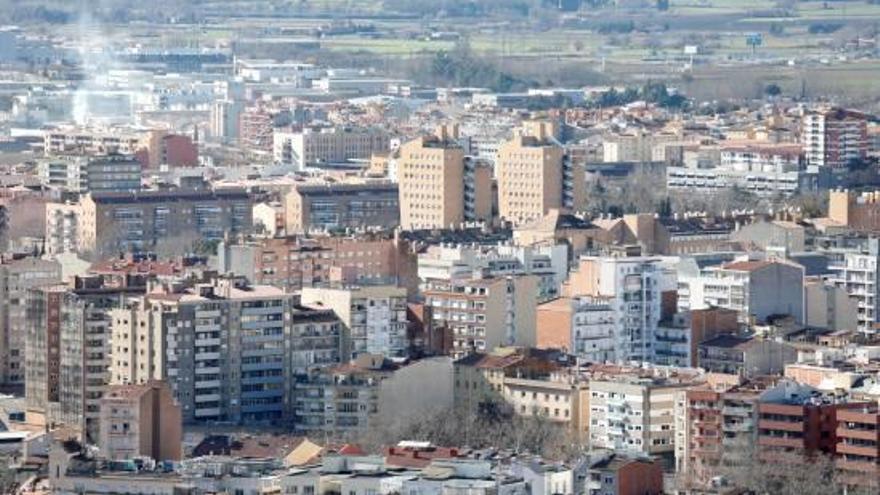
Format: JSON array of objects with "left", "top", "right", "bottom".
[
  {"left": 497, "top": 121, "right": 585, "bottom": 225},
  {"left": 98, "top": 381, "right": 182, "bottom": 462},
  {"left": 452, "top": 349, "right": 590, "bottom": 439},
  {"left": 398, "top": 125, "right": 492, "bottom": 230},
  {"left": 589, "top": 374, "right": 700, "bottom": 456}
]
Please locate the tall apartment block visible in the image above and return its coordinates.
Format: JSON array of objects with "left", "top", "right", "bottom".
[
  {"left": 398, "top": 125, "right": 492, "bottom": 230},
  {"left": 25, "top": 275, "right": 143, "bottom": 442},
  {"left": 76, "top": 187, "right": 252, "bottom": 255},
  {"left": 109, "top": 276, "right": 343, "bottom": 425},
  {"left": 803, "top": 107, "right": 868, "bottom": 168},
  {"left": 564, "top": 256, "right": 669, "bottom": 363},
  {"left": 0, "top": 256, "right": 61, "bottom": 389},
  {"left": 423, "top": 275, "right": 539, "bottom": 359},
  {"left": 496, "top": 121, "right": 585, "bottom": 225},
  {"left": 300, "top": 285, "right": 409, "bottom": 359}
]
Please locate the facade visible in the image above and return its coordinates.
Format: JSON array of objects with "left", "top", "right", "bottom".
[
  {"left": 423, "top": 275, "right": 538, "bottom": 359},
  {"left": 45, "top": 202, "right": 81, "bottom": 255},
  {"left": 38, "top": 154, "right": 142, "bottom": 193},
  {"left": 284, "top": 181, "right": 399, "bottom": 234},
  {"left": 564, "top": 256, "right": 670, "bottom": 363},
  {"left": 804, "top": 278, "right": 859, "bottom": 332},
  {"left": 536, "top": 296, "right": 616, "bottom": 363},
  {"left": 77, "top": 187, "right": 252, "bottom": 255},
  {"left": 43, "top": 127, "right": 145, "bottom": 156},
  {"left": 295, "top": 355, "right": 453, "bottom": 434},
  {"left": 25, "top": 276, "right": 143, "bottom": 442},
  {"left": 496, "top": 121, "right": 585, "bottom": 225},
  {"left": 666, "top": 165, "right": 827, "bottom": 198},
  {"left": 398, "top": 125, "right": 493, "bottom": 230},
  {"left": 418, "top": 243, "right": 568, "bottom": 302},
  {"left": 0, "top": 257, "right": 62, "bottom": 388},
  {"left": 110, "top": 276, "right": 343, "bottom": 424},
  {"left": 584, "top": 454, "right": 663, "bottom": 495},
  {"left": 825, "top": 239, "right": 880, "bottom": 334},
  {"left": 697, "top": 335, "right": 797, "bottom": 377},
  {"left": 98, "top": 381, "right": 182, "bottom": 461},
  {"left": 273, "top": 127, "right": 389, "bottom": 170},
  {"left": 589, "top": 376, "right": 694, "bottom": 456},
  {"left": 216, "top": 234, "right": 416, "bottom": 292},
  {"left": 680, "top": 260, "right": 805, "bottom": 325},
  {"left": 452, "top": 350, "right": 589, "bottom": 439},
  {"left": 675, "top": 384, "right": 762, "bottom": 487},
  {"left": 827, "top": 189, "right": 880, "bottom": 232},
  {"left": 300, "top": 285, "right": 409, "bottom": 359},
  {"left": 803, "top": 108, "right": 868, "bottom": 169}
]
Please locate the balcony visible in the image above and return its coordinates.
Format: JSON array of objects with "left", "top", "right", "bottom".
[
  {"left": 758, "top": 435, "right": 803, "bottom": 449},
  {"left": 758, "top": 419, "right": 804, "bottom": 433},
  {"left": 837, "top": 426, "right": 880, "bottom": 442},
  {"left": 836, "top": 443, "right": 880, "bottom": 458}
]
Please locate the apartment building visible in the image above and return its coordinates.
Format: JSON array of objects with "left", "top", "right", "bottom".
[
  {"left": 43, "top": 127, "right": 145, "bottom": 156},
  {"left": 25, "top": 275, "right": 144, "bottom": 442},
  {"left": 216, "top": 234, "right": 416, "bottom": 292},
  {"left": 77, "top": 187, "right": 252, "bottom": 255},
  {"left": 825, "top": 238, "right": 880, "bottom": 334},
  {"left": 679, "top": 260, "right": 805, "bottom": 325},
  {"left": 423, "top": 275, "right": 538, "bottom": 359},
  {"left": 300, "top": 285, "right": 409, "bottom": 359},
  {"left": 284, "top": 181, "right": 399, "bottom": 233},
  {"left": 564, "top": 256, "right": 671, "bottom": 363},
  {"left": 452, "top": 349, "right": 589, "bottom": 439},
  {"left": 674, "top": 382, "right": 764, "bottom": 487},
  {"left": 45, "top": 202, "right": 80, "bottom": 255},
  {"left": 536, "top": 296, "right": 616, "bottom": 362},
  {"left": 98, "top": 381, "right": 182, "bottom": 461},
  {"left": 803, "top": 107, "right": 868, "bottom": 168},
  {"left": 697, "top": 335, "right": 796, "bottom": 377},
  {"left": 589, "top": 374, "right": 699, "bottom": 456},
  {"left": 827, "top": 189, "right": 880, "bottom": 232},
  {"left": 496, "top": 121, "right": 585, "bottom": 225},
  {"left": 295, "top": 355, "right": 452, "bottom": 434},
  {"left": 653, "top": 307, "right": 739, "bottom": 368},
  {"left": 38, "top": 154, "right": 142, "bottom": 193},
  {"left": 757, "top": 383, "right": 869, "bottom": 455},
  {"left": 109, "top": 276, "right": 343, "bottom": 424},
  {"left": 0, "top": 256, "right": 62, "bottom": 389},
  {"left": 584, "top": 453, "right": 663, "bottom": 495},
  {"left": 667, "top": 146, "right": 825, "bottom": 198},
  {"left": 273, "top": 126, "right": 389, "bottom": 170},
  {"left": 603, "top": 131, "right": 678, "bottom": 163},
  {"left": 418, "top": 242, "right": 569, "bottom": 302},
  {"left": 398, "top": 125, "right": 493, "bottom": 230},
  {"left": 835, "top": 405, "right": 880, "bottom": 488}
]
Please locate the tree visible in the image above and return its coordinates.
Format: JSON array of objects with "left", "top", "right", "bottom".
[{"left": 765, "top": 82, "right": 782, "bottom": 97}]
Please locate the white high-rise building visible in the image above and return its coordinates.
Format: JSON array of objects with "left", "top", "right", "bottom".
[{"left": 565, "top": 256, "right": 671, "bottom": 363}]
